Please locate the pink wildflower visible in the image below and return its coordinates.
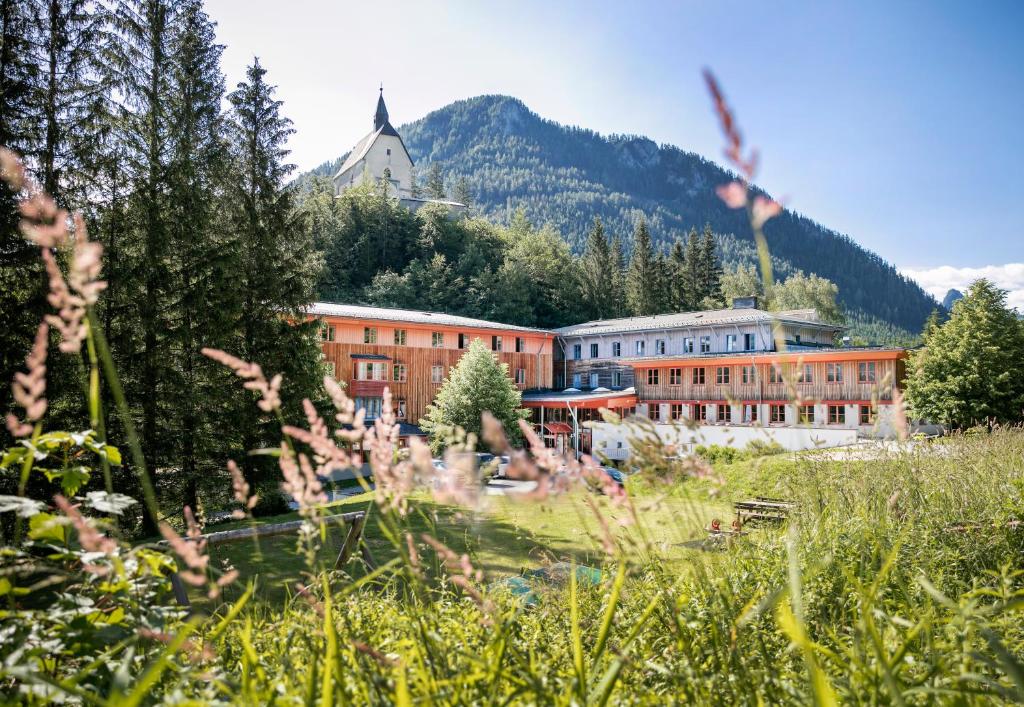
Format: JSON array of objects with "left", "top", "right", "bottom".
[
  {"left": 751, "top": 195, "right": 783, "bottom": 229},
  {"left": 227, "top": 460, "right": 258, "bottom": 519},
  {"left": 6, "top": 322, "right": 48, "bottom": 437},
  {"left": 158, "top": 506, "right": 209, "bottom": 586},
  {"left": 716, "top": 181, "right": 748, "bottom": 209},
  {"left": 202, "top": 349, "right": 281, "bottom": 412}
]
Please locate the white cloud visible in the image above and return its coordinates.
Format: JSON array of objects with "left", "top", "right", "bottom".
[{"left": 900, "top": 263, "right": 1024, "bottom": 311}]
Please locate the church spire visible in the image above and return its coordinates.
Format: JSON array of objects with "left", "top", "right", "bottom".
[{"left": 373, "top": 85, "right": 389, "bottom": 131}]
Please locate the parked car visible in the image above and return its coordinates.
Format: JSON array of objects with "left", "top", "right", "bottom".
[{"left": 600, "top": 466, "right": 626, "bottom": 488}]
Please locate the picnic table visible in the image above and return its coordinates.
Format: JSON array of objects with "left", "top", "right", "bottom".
[{"left": 733, "top": 496, "right": 796, "bottom": 525}]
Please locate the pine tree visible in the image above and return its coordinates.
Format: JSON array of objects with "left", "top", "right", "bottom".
[
  {"left": 419, "top": 338, "right": 528, "bottom": 454},
  {"left": 681, "top": 227, "right": 702, "bottom": 310},
  {"left": 609, "top": 233, "right": 627, "bottom": 317},
  {"left": 164, "top": 0, "right": 235, "bottom": 516},
  {"left": 452, "top": 175, "right": 472, "bottom": 207},
  {"left": 0, "top": 0, "right": 45, "bottom": 427},
  {"left": 667, "top": 237, "right": 686, "bottom": 312},
  {"left": 625, "top": 217, "right": 659, "bottom": 316},
  {"left": 697, "top": 224, "right": 723, "bottom": 308},
  {"left": 578, "top": 217, "right": 615, "bottom": 319},
  {"left": 425, "top": 162, "right": 445, "bottom": 199},
  {"left": 905, "top": 279, "right": 1024, "bottom": 428},
  {"left": 226, "top": 58, "right": 323, "bottom": 491}
]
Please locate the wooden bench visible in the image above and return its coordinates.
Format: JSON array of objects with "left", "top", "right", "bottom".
[
  {"left": 733, "top": 497, "right": 796, "bottom": 525},
  {"left": 166, "top": 511, "right": 375, "bottom": 607}
]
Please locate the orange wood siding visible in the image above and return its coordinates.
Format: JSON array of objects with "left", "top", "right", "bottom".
[{"left": 319, "top": 316, "right": 553, "bottom": 426}]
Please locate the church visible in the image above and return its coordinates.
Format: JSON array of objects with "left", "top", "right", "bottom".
[{"left": 333, "top": 89, "right": 465, "bottom": 212}]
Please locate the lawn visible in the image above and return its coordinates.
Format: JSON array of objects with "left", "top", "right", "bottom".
[{"left": 204, "top": 481, "right": 735, "bottom": 606}]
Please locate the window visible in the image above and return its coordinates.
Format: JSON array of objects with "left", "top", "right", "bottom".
[
  {"left": 636, "top": 341, "right": 645, "bottom": 355},
  {"left": 770, "top": 404, "right": 786, "bottom": 424},
  {"left": 669, "top": 367, "right": 682, "bottom": 385},
  {"left": 612, "top": 342, "right": 621, "bottom": 357},
  {"left": 396, "top": 398, "right": 406, "bottom": 419},
  {"left": 393, "top": 363, "right": 407, "bottom": 382},
  {"left": 431, "top": 365, "right": 444, "bottom": 383},
  {"left": 458, "top": 333, "right": 469, "bottom": 349},
  {"left": 394, "top": 329, "right": 407, "bottom": 346},
  {"left": 720, "top": 404, "right": 732, "bottom": 423},
  {"left": 700, "top": 336, "right": 711, "bottom": 353},
  {"left": 694, "top": 403, "right": 708, "bottom": 421},
  {"left": 683, "top": 337, "right": 694, "bottom": 353},
  {"left": 860, "top": 404, "right": 875, "bottom": 425},
  {"left": 515, "top": 337, "right": 524, "bottom": 353},
  {"left": 555, "top": 372, "right": 565, "bottom": 389},
  {"left": 590, "top": 343, "right": 599, "bottom": 358},
  {"left": 769, "top": 365, "right": 784, "bottom": 384},
  {"left": 492, "top": 335, "right": 503, "bottom": 352},
  {"left": 355, "top": 397, "right": 383, "bottom": 420},
  {"left": 716, "top": 366, "right": 731, "bottom": 385},
  {"left": 692, "top": 367, "right": 706, "bottom": 385},
  {"left": 649, "top": 404, "right": 662, "bottom": 422},
  {"left": 744, "top": 333, "right": 756, "bottom": 351},
  {"left": 321, "top": 324, "right": 336, "bottom": 342},
  {"left": 612, "top": 370, "right": 622, "bottom": 387},
  {"left": 799, "top": 405, "right": 815, "bottom": 424},
  {"left": 386, "top": 148, "right": 391, "bottom": 156},
  {"left": 355, "top": 361, "right": 387, "bottom": 381},
  {"left": 827, "top": 363, "right": 843, "bottom": 383},
  {"left": 670, "top": 403, "right": 684, "bottom": 420},
  {"left": 655, "top": 339, "right": 666, "bottom": 355},
  {"left": 797, "top": 363, "right": 813, "bottom": 384},
  {"left": 742, "top": 365, "right": 756, "bottom": 384},
  {"left": 646, "top": 369, "right": 660, "bottom": 385},
  {"left": 858, "top": 362, "right": 876, "bottom": 383},
  {"left": 828, "top": 405, "right": 845, "bottom": 424},
  {"left": 573, "top": 344, "right": 582, "bottom": 360},
  {"left": 363, "top": 327, "right": 377, "bottom": 344},
  {"left": 516, "top": 368, "right": 527, "bottom": 385},
  {"left": 744, "top": 404, "right": 758, "bottom": 423},
  {"left": 589, "top": 373, "right": 599, "bottom": 388},
  {"left": 432, "top": 332, "right": 444, "bottom": 348},
  {"left": 572, "top": 373, "right": 582, "bottom": 388},
  {"left": 726, "top": 334, "right": 737, "bottom": 352}
]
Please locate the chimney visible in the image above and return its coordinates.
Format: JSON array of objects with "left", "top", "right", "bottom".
[{"left": 732, "top": 296, "right": 759, "bottom": 310}]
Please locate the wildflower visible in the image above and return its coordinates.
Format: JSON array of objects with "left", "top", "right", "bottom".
[
  {"left": 0, "top": 148, "right": 26, "bottom": 191},
  {"left": 158, "top": 506, "right": 209, "bottom": 586},
  {"left": 6, "top": 322, "right": 48, "bottom": 437},
  {"left": 751, "top": 195, "right": 783, "bottom": 229},
  {"left": 68, "top": 214, "right": 106, "bottom": 305},
  {"left": 703, "top": 69, "right": 759, "bottom": 179},
  {"left": 202, "top": 348, "right": 281, "bottom": 412},
  {"left": 42, "top": 249, "right": 88, "bottom": 353},
  {"left": 279, "top": 444, "right": 326, "bottom": 518},
  {"left": 716, "top": 181, "right": 748, "bottom": 209},
  {"left": 227, "top": 460, "right": 258, "bottom": 519},
  {"left": 54, "top": 495, "right": 117, "bottom": 555}
]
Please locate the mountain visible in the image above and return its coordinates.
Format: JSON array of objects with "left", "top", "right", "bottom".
[
  {"left": 943, "top": 289, "right": 964, "bottom": 311},
  {"left": 307, "top": 95, "right": 936, "bottom": 335}
]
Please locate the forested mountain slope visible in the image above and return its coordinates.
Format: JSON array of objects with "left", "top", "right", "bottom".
[{"left": 308, "top": 94, "right": 936, "bottom": 333}]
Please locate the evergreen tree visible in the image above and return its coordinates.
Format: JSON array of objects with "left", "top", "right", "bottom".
[
  {"left": 697, "top": 223, "right": 723, "bottom": 308},
  {"left": 625, "top": 217, "right": 659, "bottom": 316},
  {"left": 0, "top": 0, "right": 44, "bottom": 427},
  {"left": 420, "top": 338, "right": 528, "bottom": 454},
  {"left": 609, "top": 233, "right": 627, "bottom": 317},
  {"left": 681, "top": 227, "right": 702, "bottom": 310},
  {"left": 163, "top": 0, "right": 235, "bottom": 515},
  {"left": 578, "top": 217, "right": 615, "bottom": 319},
  {"left": 452, "top": 175, "right": 472, "bottom": 207},
  {"left": 667, "top": 237, "right": 686, "bottom": 312},
  {"left": 425, "top": 162, "right": 445, "bottom": 199},
  {"left": 226, "top": 58, "right": 323, "bottom": 491},
  {"left": 905, "top": 279, "right": 1024, "bottom": 428}
]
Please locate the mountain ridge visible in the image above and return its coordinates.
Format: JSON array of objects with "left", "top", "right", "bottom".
[{"left": 306, "top": 94, "right": 937, "bottom": 334}]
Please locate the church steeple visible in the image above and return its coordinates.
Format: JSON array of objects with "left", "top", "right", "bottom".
[{"left": 373, "top": 85, "right": 389, "bottom": 132}]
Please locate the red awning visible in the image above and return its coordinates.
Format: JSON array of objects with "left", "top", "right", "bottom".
[{"left": 544, "top": 422, "right": 573, "bottom": 435}]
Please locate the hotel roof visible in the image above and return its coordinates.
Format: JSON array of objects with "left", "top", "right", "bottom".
[
  {"left": 553, "top": 307, "right": 844, "bottom": 337},
  {"left": 307, "top": 302, "right": 552, "bottom": 335}
]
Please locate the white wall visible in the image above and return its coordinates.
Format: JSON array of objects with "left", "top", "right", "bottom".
[
  {"left": 589, "top": 419, "right": 859, "bottom": 461},
  {"left": 335, "top": 134, "right": 413, "bottom": 197}
]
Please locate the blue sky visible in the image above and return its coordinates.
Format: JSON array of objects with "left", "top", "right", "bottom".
[{"left": 206, "top": 0, "right": 1023, "bottom": 305}]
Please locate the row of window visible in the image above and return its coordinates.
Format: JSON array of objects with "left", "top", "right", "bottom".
[
  {"left": 323, "top": 323, "right": 528, "bottom": 353},
  {"left": 353, "top": 396, "right": 407, "bottom": 420},
  {"left": 643, "top": 362, "right": 877, "bottom": 386},
  {"left": 355, "top": 361, "right": 526, "bottom": 385},
  {"left": 571, "top": 371, "right": 624, "bottom": 388},
  {"left": 649, "top": 402, "right": 876, "bottom": 425},
  {"left": 571, "top": 333, "right": 759, "bottom": 360}
]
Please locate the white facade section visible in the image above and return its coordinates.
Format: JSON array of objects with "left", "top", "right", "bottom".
[{"left": 334, "top": 132, "right": 413, "bottom": 198}]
